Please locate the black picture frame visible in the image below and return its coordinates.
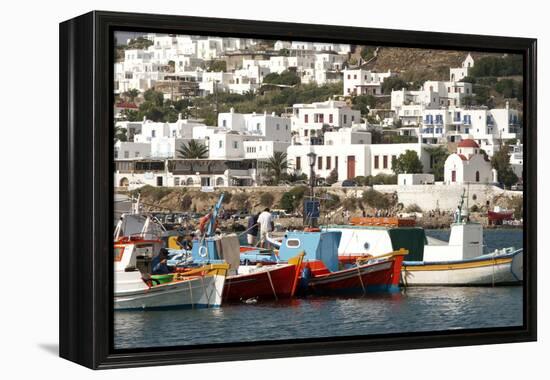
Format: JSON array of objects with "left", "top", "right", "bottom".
[{"left": 59, "top": 10, "right": 537, "bottom": 369}]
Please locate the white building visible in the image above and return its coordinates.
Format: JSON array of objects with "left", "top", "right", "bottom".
[
  {"left": 343, "top": 69, "right": 394, "bottom": 96},
  {"left": 218, "top": 109, "right": 291, "bottom": 142},
  {"left": 286, "top": 143, "right": 430, "bottom": 181},
  {"left": 244, "top": 141, "right": 291, "bottom": 159},
  {"left": 398, "top": 173, "right": 435, "bottom": 186},
  {"left": 444, "top": 139, "right": 494, "bottom": 184},
  {"left": 114, "top": 141, "right": 151, "bottom": 160},
  {"left": 450, "top": 53, "right": 475, "bottom": 81},
  {"left": 290, "top": 100, "right": 362, "bottom": 145}
]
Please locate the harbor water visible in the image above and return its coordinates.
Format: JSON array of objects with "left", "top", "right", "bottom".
[{"left": 114, "top": 229, "right": 523, "bottom": 349}]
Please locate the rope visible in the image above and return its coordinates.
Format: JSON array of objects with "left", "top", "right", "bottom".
[
  {"left": 356, "top": 265, "right": 367, "bottom": 295},
  {"left": 265, "top": 268, "right": 279, "bottom": 301},
  {"left": 238, "top": 223, "right": 259, "bottom": 237}
]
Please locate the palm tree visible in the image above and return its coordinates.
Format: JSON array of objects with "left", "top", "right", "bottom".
[
  {"left": 177, "top": 140, "right": 209, "bottom": 159},
  {"left": 265, "top": 151, "right": 289, "bottom": 185}
]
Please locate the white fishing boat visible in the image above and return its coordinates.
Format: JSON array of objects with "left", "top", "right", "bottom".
[
  {"left": 324, "top": 191, "right": 523, "bottom": 286},
  {"left": 113, "top": 213, "right": 228, "bottom": 310},
  {"left": 114, "top": 239, "right": 228, "bottom": 310}
]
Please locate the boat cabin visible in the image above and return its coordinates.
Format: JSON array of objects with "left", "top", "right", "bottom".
[{"left": 278, "top": 231, "right": 341, "bottom": 273}]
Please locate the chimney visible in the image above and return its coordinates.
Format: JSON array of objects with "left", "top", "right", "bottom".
[{"left": 230, "top": 107, "right": 234, "bottom": 113}]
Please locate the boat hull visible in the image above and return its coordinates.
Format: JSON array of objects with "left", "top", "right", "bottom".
[
  {"left": 307, "top": 256, "right": 404, "bottom": 295},
  {"left": 223, "top": 263, "right": 299, "bottom": 303},
  {"left": 402, "top": 250, "right": 523, "bottom": 286},
  {"left": 115, "top": 273, "right": 225, "bottom": 310}
]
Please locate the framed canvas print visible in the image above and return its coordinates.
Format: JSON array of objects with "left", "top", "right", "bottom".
[{"left": 59, "top": 11, "right": 537, "bottom": 369}]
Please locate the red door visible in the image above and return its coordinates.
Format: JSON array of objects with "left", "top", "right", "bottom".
[
  {"left": 347, "top": 156, "right": 356, "bottom": 179},
  {"left": 451, "top": 170, "right": 456, "bottom": 182}
]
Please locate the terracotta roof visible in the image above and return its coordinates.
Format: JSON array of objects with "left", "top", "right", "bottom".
[{"left": 457, "top": 139, "right": 479, "bottom": 148}]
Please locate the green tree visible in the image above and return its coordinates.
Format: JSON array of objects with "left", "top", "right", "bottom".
[
  {"left": 264, "top": 152, "right": 289, "bottom": 184},
  {"left": 278, "top": 48, "right": 290, "bottom": 56},
  {"left": 177, "top": 140, "right": 209, "bottom": 159},
  {"left": 491, "top": 146, "right": 518, "bottom": 188},
  {"left": 326, "top": 168, "right": 339, "bottom": 185},
  {"left": 122, "top": 88, "right": 139, "bottom": 102},
  {"left": 114, "top": 126, "right": 127, "bottom": 142},
  {"left": 425, "top": 145, "right": 450, "bottom": 181},
  {"left": 381, "top": 76, "right": 410, "bottom": 94},
  {"left": 263, "top": 70, "right": 301, "bottom": 86},
  {"left": 352, "top": 95, "right": 376, "bottom": 115},
  {"left": 392, "top": 150, "right": 423, "bottom": 174},
  {"left": 207, "top": 60, "right": 227, "bottom": 72},
  {"left": 279, "top": 186, "right": 308, "bottom": 211},
  {"left": 362, "top": 189, "right": 391, "bottom": 209},
  {"left": 127, "top": 37, "right": 153, "bottom": 50},
  {"left": 143, "top": 89, "right": 164, "bottom": 107}
]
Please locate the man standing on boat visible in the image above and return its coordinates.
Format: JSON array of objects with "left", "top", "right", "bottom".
[
  {"left": 247, "top": 212, "right": 259, "bottom": 246},
  {"left": 257, "top": 208, "right": 274, "bottom": 248}
]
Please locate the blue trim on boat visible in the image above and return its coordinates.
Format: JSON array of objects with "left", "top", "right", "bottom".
[{"left": 403, "top": 248, "right": 522, "bottom": 266}]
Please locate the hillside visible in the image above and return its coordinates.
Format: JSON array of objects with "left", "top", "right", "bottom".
[{"left": 361, "top": 47, "right": 495, "bottom": 81}]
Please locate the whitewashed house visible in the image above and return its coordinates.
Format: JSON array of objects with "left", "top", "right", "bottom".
[
  {"left": 287, "top": 142, "right": 431, "bottom": 181},
  {"left": 444, "top": 139, "right": 494, "bottom": 184},
  {"left": 343, "top": 69, "right": 394, "bottom": 96},
  {"left": 218, "top": 109, "right": 291, "bottom": 142},
  {"left": 290, "top": 100, "right": 362, "bottom": 145},
  {"left": 450, "top": 53, "right": 474, "bottom": 81},
  {"left": 114, "top": 141, "right": 151, "bottom": 160}
]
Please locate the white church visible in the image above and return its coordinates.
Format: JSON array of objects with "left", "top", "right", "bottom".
[{"left": 444, "top": 139, "right": 496, "bottom": 184}]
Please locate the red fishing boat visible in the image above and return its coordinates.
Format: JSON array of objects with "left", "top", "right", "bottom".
[
  {"left": 275, "top": 230, "right": 407, "bottom": 295},
  {"left": 223, "top": 254, "right": 304, "bottom": 303}
]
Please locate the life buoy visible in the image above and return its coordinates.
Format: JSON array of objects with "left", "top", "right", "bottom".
[{"left": 198, "top": 245, "right": 208, "bottom": 258}]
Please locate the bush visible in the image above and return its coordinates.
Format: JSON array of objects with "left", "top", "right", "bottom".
[
  {"left": 259, "top": 192, "right": 275, "bottom": 208},
  {"left": 181, "top": 194, "right": 193, "bottom": 210},
  {"left": 232, "top": 193, "right": 249, "bottom": 207},
  {"left": 354, "top": 176, "right": 368, "bottom": 186},
  {"left": 279, "top": 186, "right": 308, "bottom": 211},
  {"left": 221, "top": 192, "right": 232, "bottom": 204},
  {"left": 362, "top": 189, "right": 391, "bottom": 209},
  {"left": 342, "top": 197, "right": 358, "bottom": 210}
]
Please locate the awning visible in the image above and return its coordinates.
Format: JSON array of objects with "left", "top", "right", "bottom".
[{"left": 231, "top": 175, "right": 253, "bottom": 179}]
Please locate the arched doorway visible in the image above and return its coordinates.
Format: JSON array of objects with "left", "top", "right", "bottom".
[
  {"left": 216, "top": 177, "right": 225, "bottom": 186},
  {"left": 186, "top": 177, "right": 194, "bottom": 186},
  {"left": 119, "top": 177, "right": 129, "bottom": 187}
]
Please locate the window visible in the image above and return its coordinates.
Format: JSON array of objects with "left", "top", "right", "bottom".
[
  {"left": 222, "top": 120, "right": 226, "bottom": 127},
  {"left": 335, "top": 156, "right": 338, "bottom": 169},
  {"left": 374, "top": 155, "right": 379, "bottom": 169},
  {"left": 256, "top": 123, "right": 260, "bottom": 130},
  {"left": 296, "top": 156, "right": 301, "bottom": 170},
  {"left": 218, "top": 140, "right": 223, "bottom": 148},
  {"left": 286, "top": 239, "right": 301, "bottom": 248},
  {"left": 174, "top": 177, "right": 180, "bottom": 186},
  {"left": 233, "top": 141, "right": 238, "bottom": 149},
  {"left": 304, "top": 130, "right": 308, "bottom": 137},
  {"left": 476, "top": 171, "right": 480, "bottom": 182},
  {"left": 351, "top": 115, "right": 355, "bottom": 122},
  {"left": 135, "top": 152, "right": 140, "bottom": 157},
  {"left": 343, "top": 115, "right": 347, "bottom": 124},
  {"left": 318, "top": 156, "right": 322, "bottom": 170},
  {"left": 124, "top": 151, "right": 129, "bottom": 159},
  {"left": 347, "top": 74, "right": 351, "bottom": 79},
  {"left": 353, "top": 74, "right": 357, "bottom": 79},
  {"left": 383, "top": 155, "right": 388, "bottom": 169},
  {"left": 114, "top": 151, "right": 118, "bottom": 159},
  {"left": 151, "top": 130, "right": 156, "bottom": 137},
  {"left": 276, "top": 123, "right": 280, "bottom": 130},
  {"left": 326, "top": 156, "right": 331, "bottom": 169},
  {"left": 304, "top": 114, "right": 309, "bottom": 123},
  {"left": 329, "top": 114, "right": 333, "bottom": 123}
]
